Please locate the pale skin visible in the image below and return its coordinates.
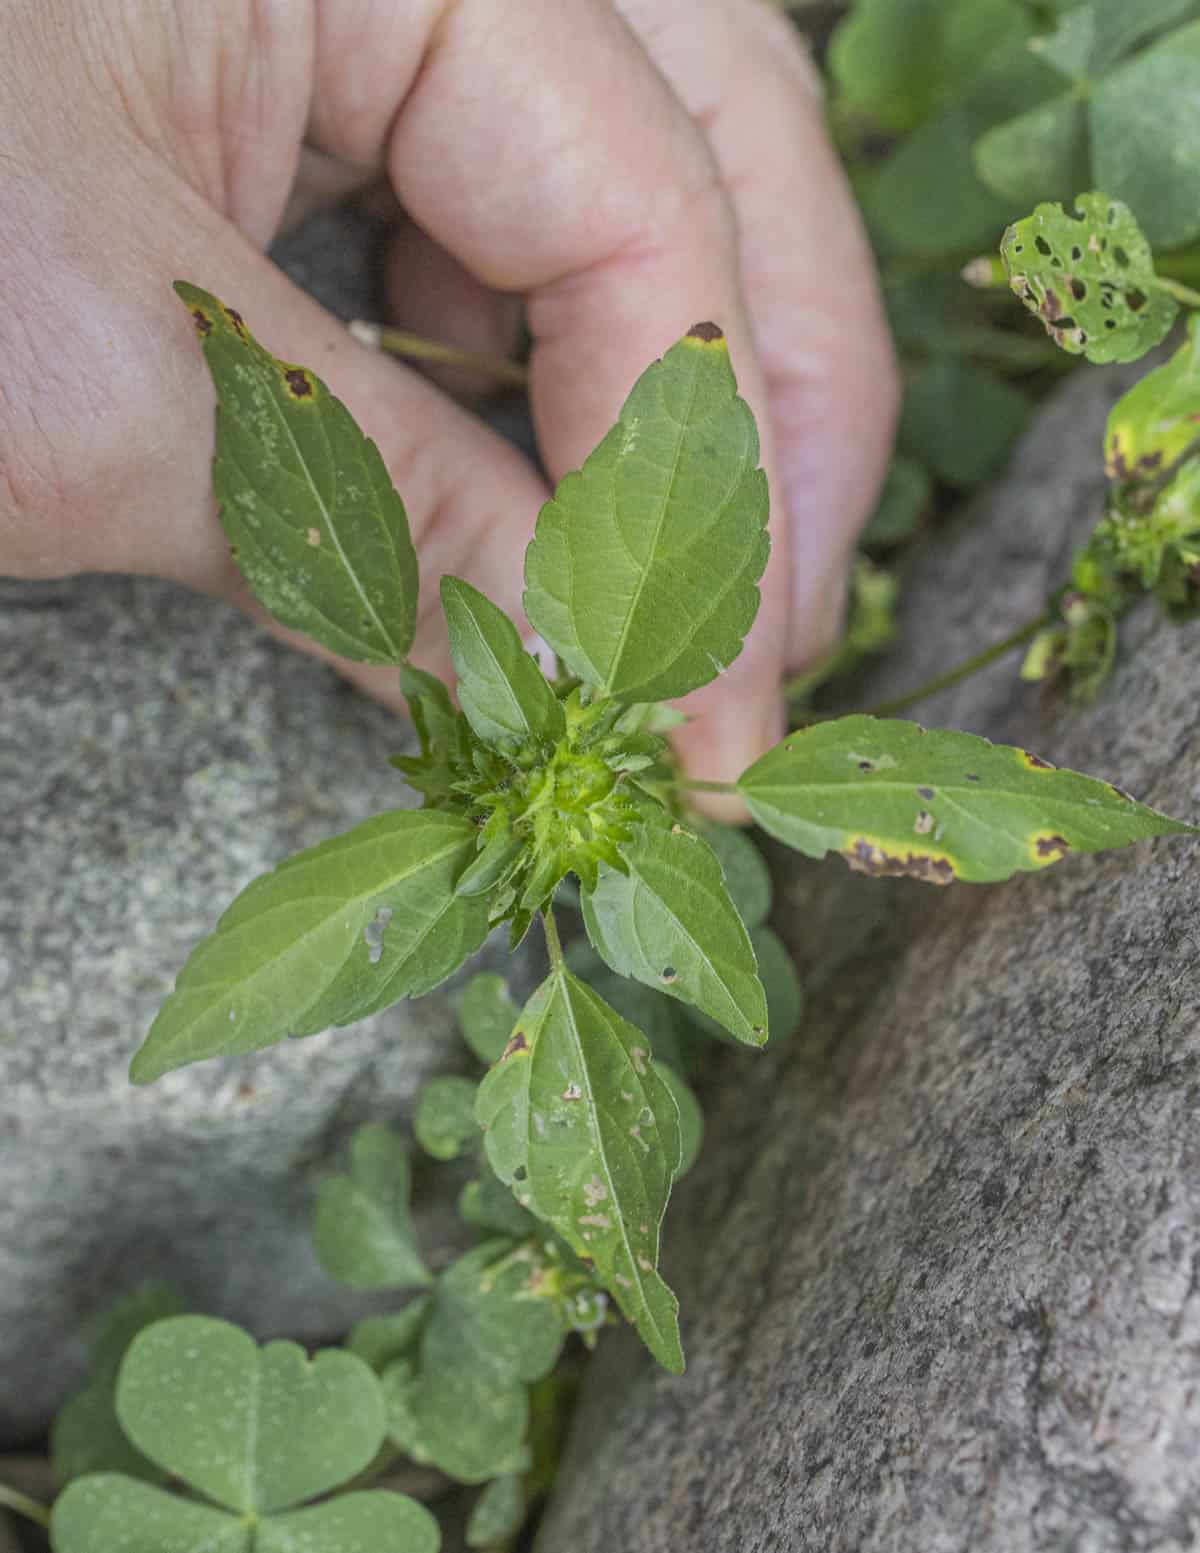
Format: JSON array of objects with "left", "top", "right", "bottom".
[{"left": 0, "top": 0, "right": 897, "bottom": 819}]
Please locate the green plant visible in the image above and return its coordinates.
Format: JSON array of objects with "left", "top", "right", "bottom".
[{"left": 5, "top": 275, "right": 1193, "bottom": 1552}]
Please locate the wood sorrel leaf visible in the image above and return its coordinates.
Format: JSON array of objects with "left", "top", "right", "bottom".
[
  {"left": 414, "top": 1075, "right": 481, "bottom": 1161},
  {"left": 1106, "top": 316, "right": 1200, "bottom": 485},
  {"left": 475, "top": 971, "right": 685, "bottom": 1372},
  {"left": 175, "top": 283, "right": 418, "bottom": 664},
  {"left": 466, "top": 1474, "right": 526, "bottom": 1549},
  {"left": 581, "top": 814, "right": 767, "bottom": 1046},
  {"left": 315, "top": 1124, "right": 431, "bottom": 1290},
  {"left": 347, "top": 1300, "right": 431, "bottom": 1373},
  {"left": 1000, "top": 194, "right": 1178, "bottom": 364},
  {"left": 51, "top": 1476, "right": 249, "bottom": 1553},
  {"left": 695, "top": 819, "right": 773, "bottom": 930},
  {"left": 115, "top": 1316, "right": 386, "bottom": 1513},
  {"left": 738, "top": 715, "right": 1195, "bottom": 884},
  {"left": 523, "top": 325, "right": 769, "bottom": 704},
  {"left": 458, "top": 972, "right": 519, "bottom": 1066},
  {"left": 258, "top": 1492, "right": 441, "bottom": 1553},
  {"left": 130, "top": 809, "right": 488, "bottom": 1083},
  {"left": 441, "top": 576, "right": 565, "bottom": 745}
]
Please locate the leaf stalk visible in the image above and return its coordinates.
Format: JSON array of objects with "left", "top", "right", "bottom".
[{"left": 0, "top": 1481, "right": 51, "bottom": 1530}]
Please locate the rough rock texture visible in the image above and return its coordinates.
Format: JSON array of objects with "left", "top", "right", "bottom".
[
  {"left": 0, "top": 207, "right": 524, "bottom": 1445},
  {"left": 536, "top": 365, "right": 1200, "bottom": 1552}
]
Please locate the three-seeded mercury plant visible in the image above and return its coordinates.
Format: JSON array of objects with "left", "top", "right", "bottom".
[{"left": 130, "top": 283, "right": 1193, "bottom": 1374}]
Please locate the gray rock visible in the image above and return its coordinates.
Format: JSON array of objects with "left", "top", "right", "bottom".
[
  {"left": 0, "top": 574, "right": 505, "bottom": 1444},
  {"left": 536, "top": 365, "right": 1200, "bottom": 1552}
]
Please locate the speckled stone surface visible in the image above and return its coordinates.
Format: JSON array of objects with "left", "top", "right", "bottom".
[
  {"left": 0, "top": 206, "right": 524, "bottom": 1445},
  {"left": 535, "top": 364, "right": 1200, "bottom": 1552}
]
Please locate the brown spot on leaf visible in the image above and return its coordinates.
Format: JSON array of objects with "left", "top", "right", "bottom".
[
  {"left": 917, "top": 786, "right": 935, "bottom": 801},
  {"left": 306, "top": 527, "right": 321, "bottom": 547},
  {"left": 501, "top": 1030, "right": 528, "bottom": 1061},
  {"left": 283, "top": 367, "right": 314, "bottom": 398},
  {"left": 844, "top": 838, "right": 955, "bottom": 885},
  {"left": 687, "top": 321, "right": 723, "bottom": 343},
  {"left": 1035, "top": 834, "right": 1071, "bottom": 859},
  {"left": 914, "top": 810, "right": 934, "bottom": 835},
  {"left": 1021, "top": 751, "right": 1054, "bottom": 770},
  {"left": 223, "top": 306, "right": 246, "bottom": 337},
  {"left": 191, "top": 308, "right": 213, "bottom": 337},
  {"left": 965, "top": 772, "right": 980, "bottom": 783}
]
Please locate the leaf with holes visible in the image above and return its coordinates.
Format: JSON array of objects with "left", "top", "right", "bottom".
[
  {"left": 115, "top": 1317, "right": 386, "bottom": 1513},
  {"left": 1000, "top": 194, "right": 1178, "bottom": 363},
  {"left": 580, "top": 813, "right": 767, "bottom": 1046},
  {"left": 314, "top": 1124, "right": 431, "bottom": 1290},
  {"left": 738, "top": 716, "right": 1194, "bottom": 883},
  {"left": 441, "top": 576, "right": 565, "bottom": 746},
  {"left": 475, "top": 970, "right": 685, "bottom": 1371},
  {"left": 176, "top": 283, "right": 418, "bottom": 664},
  {"left": 523, "top": 325, "right": 769, "bottom": 703},
  {"left": 130, "top": 810, "right": 488, "bottom": 1083}
]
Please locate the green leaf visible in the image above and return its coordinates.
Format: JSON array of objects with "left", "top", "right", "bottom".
[
  {"left": 1106, "top": 317, "right": 1200, "bottom": 484},
  {"left": 175, "top": 283, "right": 418, "bottom": 665},
  {"left": 51, "top": 1476, "right": 249, "bottom": 1553},
  {"left": 830, "top": 0, "right": 1030, "bottom": 133},
  {"left": 315, "top": 1124, "right": 431, "bottom": 1290},
  {"left": 653, "top": 1060, "right": 703, "bottom": 1180},
  {"left": 737, "top": 715, "right": 1195, "bottom": 884},
  {"left": 863, "top": 454, "right": 933, "bottom": 547},
  {"left": 476, "top": 971, "right": 685, "bottom": 1371},
  {"left": 467, "top": 1474, "right": 526, "bottom": 1549},
  {"left": 1028, "top": 0, "right": 1198, "bottom": 82},
  {"left": 899, "top": 360, "right": 1029, "bottom": 489},
  {"left": 458, "top": 1172, "right": 540, "bottom": 1239},
  {"left": 131, "top": 809, "right": 489, "bottom": 1083},
  {"left": 566, "top": 942, "right": 692, "bottom": 1073},
  {"left": 524, "top": 325, "right": 769, "bottom": 703},
  {"left": 393, "top": 665, "right": 472, "bottom": 806},
  {"left": 1091, "top": 20, "right": 1200, "bottom": 250},
  {"left": 458, "top": 973, "right": 519, "bottom": 1066},
  {"left": 580, "top": 814, "right": 767, "bottom": 1046},
  {"left": 972, "top": 91, "right": 1089, "bottom": 212},
  {"left": 347, "top": 1300, "right": 431, "bottom": 1372},
  {"left": 257, "top": 1493, "right": 441, "bottom": 1553},
  {"left": 695, "top": 820, "right": 772, "bottom": 930},
  {"left": 441, "top": 577, "right": 565, "bottom": 745},
  {"left": 750, "top": 927, "right": 804, "bottom": 1043},
  {"left": 383, "top": 1242, "right": 564, "bottom": 1483},
  {"left": 52, "top": 1285, "right": 187, "bottom": 1487},
  {"left": 415, "top": 1075, "right": 481, "bottom": 1161},
  {"left": 116, "top": 1316, "right": 386, "bottom": 1513},
  {"left": 1000, "top": 193, "right": 1178, "bottom": 364}
]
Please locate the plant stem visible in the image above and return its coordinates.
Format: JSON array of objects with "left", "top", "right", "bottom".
[
  {"left": 542, "top": 907, "right": 565, "bottom": 973},
  {"left": 348, "top": 322, "right": 529, "bottom": 388},
  {"left": 1155, "top": 275, "right": 1200, "bottom": 309},
  {"left": 680, "top": 778, "right": 739, "bottom": 795},
  {"left": 0, "top": 1482, "right": 51, "bottom": 1530},
  {"left": 848, "top": 612, "right": 1052, "bottom": 721}
]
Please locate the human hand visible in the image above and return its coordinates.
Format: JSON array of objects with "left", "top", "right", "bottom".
[{"left": 0, "top": 0, "right": 896, "bottom": 815}]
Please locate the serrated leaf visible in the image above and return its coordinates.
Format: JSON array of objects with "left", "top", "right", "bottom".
[
  {"left": 131, "top": 810, "right": 488, "bottom": 1083},
  {"left": 441, "top": 576, "right": 565, "bottom": 745},
  {"left": 116, "top": 1316, "right": 386, "bottom": 1514},
  {"left": 51, "top": 1285, "right": 187, "bottom": 1488},
  {"left": 1000, "top": 193, "right": 1178, "bottom": 363},
  {"left": 383, "top": 1242, "right": 564, "bottom": 1483},
  {"left": 176, "top": 283, "right": 418, "bottom": 664},
  {"left": 51, "top": 1475, "right": 249, "bottom": 1553},
  {"left": 467, "top": 1474, "right": 526, "bottom": 1548},
  {"left": 475, "top": 971, "right": 685, "bottom": 1371},
  {"left": 347, "top": 1300, "right": 431, "bottom": 1372},
  {"left": 458, "top": 973, "right": 520, "bottom": 1066},
  {"left": 580, "top": 817, "right": 767, "bottom": 1046},
  {"left": 524, "top": 325, "right": 769, "bottom": 704},
  {"left": 1106, "top": 317, "right": 1200, "bottom": 485},
  {"left": 738, "top": 715, "right": 1194, "bottom": 883},
  {"left": 258, "top": 1492, "right": 441, "bottom": 1553},
  {"left": 567, "top": 943, "right": 692, "bottom": 1073},
  {"left": 695, "top": 820, "right": 773, "bottom": 930},
  {"left": 415, "top": 1075, "right": 481, "bottom": 1160},
  {"left": 315, "top": 1124, "right": 431, "bottom": 1290}
]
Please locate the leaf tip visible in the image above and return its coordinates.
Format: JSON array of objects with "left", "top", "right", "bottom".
[{"left": 685, "top": 321, "right": 725, "bottom": 346}]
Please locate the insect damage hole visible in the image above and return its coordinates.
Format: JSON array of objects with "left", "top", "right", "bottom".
[{"left": 363, "top": 906, "right": 393, "bottom": 965}]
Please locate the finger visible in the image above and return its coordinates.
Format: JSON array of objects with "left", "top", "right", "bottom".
[
  {"left": 618, "top": 0, "right": 900, "bottom": 666},
  {"left": 306, "top": 0, "right": 792, "bottom": 794}
]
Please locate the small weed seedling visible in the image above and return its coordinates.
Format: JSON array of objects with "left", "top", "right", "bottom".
[{"left": 8, "top": 281, "right": 1193, "bottom": 1553}]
